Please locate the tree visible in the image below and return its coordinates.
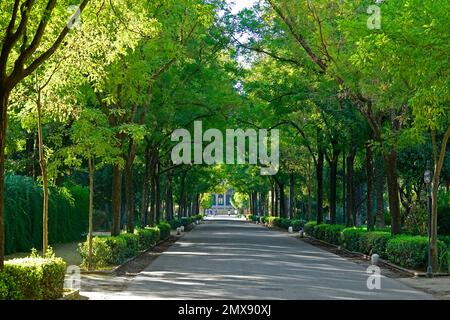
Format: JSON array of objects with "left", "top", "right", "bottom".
[{"left": 64, "top": 109, "right": 122, "bottom": 269}]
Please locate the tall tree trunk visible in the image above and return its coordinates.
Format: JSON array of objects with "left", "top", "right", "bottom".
[
  {"left": 374, "top": 156, "right": 385, "bottom": 228},
  {"left": 327, "top": 146, "right": 340, "bottom": 225},
  {"left": 366, "top": 143, "right": 374, "bottom": 230},
  {"left": 155, "top": 161, "right": 161, "bottom": 224},
  {"left": 125, "top": 156, "right": 134, "bottom": 233},
  {"left": 36, "top": 92, "right": 49, "bottom": 255},
  {"left": 278, "top": 183, "right": 287, "bottom": 218},
  {"left": 274, "top": 184, "right": 279, "bottom": 217},
  {"left": 165, "top": 171, "right": 174, "bottom": 221},
  {"left": 140, "top": 146, "right": 151, "bottom": 227},
  {"left": 0, "top": 88, "right": 8, "bottom": 268},
  {"left": 88, "top": 158, "right": 95, "bottom": 270},
  {"left": 316, "top": 148, "right": 324, "bottom": 224},
  {"left": 111, "top": 164, "right": 122, "bottom": 236},
  {"left": 342, "top": 150, "right": 346, "bottom": 225},
  {"left": 346, "top": 147, "right": 357, "bottom": 227},
  {"left": 289, "top": 173, "right": 295, "bottom": 219},
  {"left": 383, "top": 149, "right": 401, "bottom": 235},
  {"left": 430, "top": 127, "right": 450, "bottom": 271},
  {"left": 271, "top": 184, "right": 275, "bottom": 216}
]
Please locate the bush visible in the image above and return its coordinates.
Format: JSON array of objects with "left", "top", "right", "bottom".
[
  {"left": 341, "top": 228, "right": 367, "bottom": 252},
  {"left": 192, "top": 214, "right": 204, "bottom": 222},
  {"left": 158, "top": 221, "right": 171, "bottom": 240},
  {"left": 438, "top": 235, "right": 450, "bottom": 247},
  {"left": 304, "top": 221, "right": 317, "bottom": 236},
  {"left": 168, "top": 219, "right": 182, "bottom": 230},
  {"left": 180, "top": 217, "right": 193, "bottom": 227},
  {"left": 322, "top": 224, "right": 346, "bottom": 245},
  {"left": 0, "top": 251, "right": 66, "bottom": 300},
  {"left": 312, "top": 224, "right": 329, "bottom": 240},
  {"left": 78, "top": 233, "right": 139, "bottom": 268},
  {"left": 135, "top": 227, "right": 160, "bottom": 251},
  {"left": 359, "top": 232, "right": 392, "bottom": 258},
  {"left": 386, "top": 236, "right": 448, "bottom": 271},
  {"left": 267, "top": 216, "right": 280, "bottom": 227},
  {"left": 291, "top": 220, "right": 304, "bottom": 232}
]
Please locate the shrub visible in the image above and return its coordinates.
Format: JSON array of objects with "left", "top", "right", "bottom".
[
  {"left": 135, "top": 227, "right": 160, "bottom": 251},
  {"left": 158, "top": 221, "right": 171, "bottom": 240},
  {"left": 291, "top": 220, "right": 304, "bottom": 232},
  {"left": 192, "top": 214, "right": 204, "bottom": 222},
  {"left": 322, "top": 224, "right": 346, "bottom": 245},
  {"left": 79, "top": 233, "right": 139, "bottom": 268},
  {"left": 359, "top": 232, "right": 392, "bottom": 258},
  {"left": 168, "top": 219, "right": 181, "bottom": 230},
  {"left": 386, "top": 236, "right": 448, "bottom": 272},
  {"left": 279, "top": 218, "right": 291, "bottom": 230},
  {"left": 0, "top": 252, "right": 66, "bottom": 300},
  {"left": 313, "top": 224, "right": 329, "bottom": 240},
  {"left": 341, "top": 228, "right": 367, "bottom": 252},
  {"left": 267, "top": 216, "right": 280, "bottom": 227},
  {"left": 304, "top": 221, "right": 317, "bottom": 236},
  {"left": 180, "top": 217, "right": 193, "bottom": 227},
  {"left": 438, "top": 235, "right": 450, "bottom": 247}
]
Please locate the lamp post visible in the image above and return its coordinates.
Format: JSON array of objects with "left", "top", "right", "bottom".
[{"left": 424, "top": 167, "right": 433, "bottom": 278}]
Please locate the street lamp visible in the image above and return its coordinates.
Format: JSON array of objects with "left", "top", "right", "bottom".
[{"left": 424, "top": 167, "right": 433, "bottom": 278}]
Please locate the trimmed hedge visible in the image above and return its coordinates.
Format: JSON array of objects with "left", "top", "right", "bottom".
[
  {"left": 135, "top": 227, "right": 160, "bottom": 251},
  {"left": 4, "top": 176, "right": 89, "bottom": 255},
  {"left": 386, "top": 236, "right": 448, "bottom": 272},
  {"left": 180, "top": 217, "right": 193, "bottom": 227},
  {"left": 304, "top": 221, "right": 317, "bottom": 236},
  {"left": 322, "top": 224, "right": 346, "bottom": 245},
  {"left": 341, "top": 228, "right": 367, "bottom": 252},
  {"left": 158, "top": 221, "right": 171, "bottom": 240},
  {"left": 79, "top": 233, "right": 141, "bottom": 268},
  {"left": 0, "top": 253, "right": 66, "bottom": 300},
  {"left": 359, "top": 232, "right": 392, "bottom": 258}
]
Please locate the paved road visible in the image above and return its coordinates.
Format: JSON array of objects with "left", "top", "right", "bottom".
[{"left": 84, "top": 219, "right": 433, "bottom": 300}]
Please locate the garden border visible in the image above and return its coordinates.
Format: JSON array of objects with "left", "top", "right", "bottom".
[{"left": 80, "top": 223, "right": 197, "bottom": 275}]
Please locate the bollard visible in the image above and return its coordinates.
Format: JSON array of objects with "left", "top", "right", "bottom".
[
  {"left": 181, "top": 226, "right": 185, "bottom": 232},
  {"left": 299, "top": 229, "right": 304, "bottom": 238},
  {"left": 288, "top": 226, "right": 293, "bottom": 233},
  {"left": 371, "top": 254, "right": 380, "bottom": 266},
  {"left": 176, "top": 227, "right": 181, "bottom": 235}
]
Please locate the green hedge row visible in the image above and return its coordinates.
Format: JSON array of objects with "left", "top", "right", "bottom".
[
  {"left": 258, "top": 216, "right": 305, "bottom": 232},
  {"left": 78, "top": 223, "right": 170, "bottom": 269},
  {"left": 4, "top": 175, "right": 89, "bottom": 255},
  {"left": 386, "top": 236, "right": 448, "bottom": 271},
  {"left": 167, "top": 215, "right": 203, "bottom": 230},
  {"left": 0, "top": 252, "right": 66, "bottom": 300},
  {"left": 304, "top": 222, "right": 449, "bottom": 271}
]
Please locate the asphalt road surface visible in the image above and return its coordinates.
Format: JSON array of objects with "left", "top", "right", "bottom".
[{"left": 84, "top": 218, "right": 433, "bottom": 300}]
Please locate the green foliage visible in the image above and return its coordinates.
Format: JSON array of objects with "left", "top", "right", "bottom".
[
  {"left": 4, "top": 175, "right": 88, "bottom": 255},
  {"left": 341, "top": 228, "right": 367, "bottom": 253},
  {"left": 0, "top": 252, "right": 66, "bottom": 300},
  {"left": 134, "top": 227, "right": 160, "bottom": 251},
  {"left": 321, "top": 225, "right": 346, "bottom": 245},
  {"left": 386, "top": 236, "right": 448, "bottom": 272},
  {"left": 180, "top": 217, "right": 193, "bottom": 227},
  {"left": 158, "top": 222, "right": 171, "bottom": 240},
  {"left": 78, "top": 232, "right": 149, "bottom": 269},
  {"left": 359, "top": 232, "right": 392, "bottom": 259},
  {"left": 304, "top": 221, "right": 317, "bottom": 236},
  {"left": 167, "top": 219, "right": 182, "bottom": 230},
  {"left": 438, "top": 202, "right": 450, "bottom": 235}
]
